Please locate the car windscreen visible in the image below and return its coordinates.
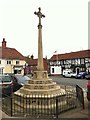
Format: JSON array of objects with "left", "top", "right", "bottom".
[
  {"left": 0, "top": 76, "right": 11, "bottom": 83},
  {"left": 79, "top": 72, "right": 84, "bottom": 75}
]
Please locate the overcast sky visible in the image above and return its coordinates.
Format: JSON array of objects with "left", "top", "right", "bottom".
[{"left": 0, "top": 0, "right": 88, "bottom": 58}]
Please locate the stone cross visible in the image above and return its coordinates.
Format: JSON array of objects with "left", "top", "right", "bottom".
[
  {"left": 34, "top": 7, "right": 45, "bottom": 27},
  {"left": 34, "top": 7, "right": 45, "bottom": 71}
]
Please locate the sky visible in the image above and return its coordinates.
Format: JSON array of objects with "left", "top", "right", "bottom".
[{"left": 0, "top": 0, "right": 89, "bottom": 59}]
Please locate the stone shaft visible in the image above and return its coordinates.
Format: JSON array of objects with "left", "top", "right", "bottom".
[
  {"left": 34, "top": 7, "right": 45, "bottom": 71},
  {"left": 37, "top": 25, "right": 44, "bottom": 71}
]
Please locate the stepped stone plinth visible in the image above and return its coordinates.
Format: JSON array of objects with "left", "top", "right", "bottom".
[
  {"left": 15, "top": 70, "right": 65, "bottom": 96},
  {"left": 14, "top": 69, "right": 66, "bottom": 112}
]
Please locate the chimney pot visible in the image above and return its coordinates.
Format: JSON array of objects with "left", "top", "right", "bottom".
[
  {"left": 2, "top": 38, "right": 6, "bottom": 48},
  {"left": 3, "top": 38, "right": 5, "bottom": 41},
  {"left": 31, "top": 54, "right": 34, "bottom": 59}
]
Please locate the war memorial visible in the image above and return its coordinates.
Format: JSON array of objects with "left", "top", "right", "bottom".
[
  {"left": 14, "top": 7, "right": 66, "bottom": 117},
  {"left": 2, "top": 8, "right": 85, "bottom": 119}
]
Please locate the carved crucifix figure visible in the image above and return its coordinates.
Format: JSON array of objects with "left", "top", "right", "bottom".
[{"left": 34, "top": 7, "right": 45, "bottom": 27}]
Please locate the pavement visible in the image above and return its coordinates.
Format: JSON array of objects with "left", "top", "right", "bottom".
[{"left": 58, "top": 98, "right": 89, "bottom": 119}]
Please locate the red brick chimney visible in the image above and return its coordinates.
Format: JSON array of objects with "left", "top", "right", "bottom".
[{"left": 2, "top": 38, "right": 7, "bottom": 48}]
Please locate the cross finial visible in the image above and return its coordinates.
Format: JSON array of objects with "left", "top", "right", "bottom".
[{"left": 34, "top": 7, "right": 45, "bottom": 27}]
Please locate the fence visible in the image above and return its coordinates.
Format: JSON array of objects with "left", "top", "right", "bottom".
[
  {"left": 76, "top": 84, "right": 85, "bottom": 109},
  {"left": 2, "top": 84, "right": 84, "bottom": 119}
]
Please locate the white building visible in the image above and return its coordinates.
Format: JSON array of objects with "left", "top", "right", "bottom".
[{"left": 49, "top": 50, "right": 90, "bottom": 75}]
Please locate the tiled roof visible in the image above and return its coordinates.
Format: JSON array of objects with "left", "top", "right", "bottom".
[
  {"left": 26, "top": 58, "right": 37, "bottom": 66},
  {"left": 25, "top": 57, "right": 46, "bottom": 66},
  {"left": 0, "top": 47, "right": 25, "bottom": 60},
  {"left": 50, "top": 50, "right": 90, "bottom": 61},
  {"left": 25, "top": 57, "right": 48, "bottom": 71}
]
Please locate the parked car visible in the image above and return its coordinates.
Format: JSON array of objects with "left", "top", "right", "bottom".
[
  {"left": 10, "top": 75, "right": 30, "bottom": 91},
  {"left": 75, "top": 72, "right": 87, "bottom": 79},
  {"left": 63, "top": 70, "right": 77, "bottom": 78},
  {"left": 64, "top": 72, "right": 77, "bottom": 78},
  {"left": 9, "top": 75, "right": 23, "bottom": 92},
  {"left": 70, "top": 72, "right": 77, "bottom": 78},
  {"left": 12, "top": 75, "right": 30, "bottom": 86},
  {"left": 63, "top": 69, "right": 72, "bottom": 77},
  {"left": 85, "top": 74, "right": 90, "bottom": 80},
  {"left": 0, "top": 74, "right": 30, "bottom": 96},
  {"left": 0, "top": 75, "right": 13, "bottom": 95}
]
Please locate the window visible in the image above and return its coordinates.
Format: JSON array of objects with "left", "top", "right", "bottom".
[
  {"left": 71, "top": 59, "right": 75, "bottom": 64},
  {"left": 81, "top": 59, "right": 84, "bottom": 64},
  {"left": 75, "top": 59, "right": 78, "bottom": 65},
  {"left": 7, "top": 60, "right": 11, "bottom": 64},
  {"left": 52, "top": 68, "right": 54, "bottom": 73},
  {"left": 14, "top": 70, "right": 21, "bottom": 74},
  {"left": 50, "top": 62, "right": 54, "bottom": 65},
  {"left": 85, "top": 58, "right": 90, "bottom": 62},
  {"left": 64, "top": 60, "right": 66, "bottom": 64},
  {"left": 77, "top": 59, "right": 80, "bottom": 64},
  {"left": 60, "top": 61, "right": 64, "bottom": 65},
  {"left": 0, "top": 69, "right": 3, "bottom": 74},
  {"left": 66, "top": 60, "right": 71, "bottom": 64},
  {"left": 16, "top": 61, "right": 19, "bottom": 65}
]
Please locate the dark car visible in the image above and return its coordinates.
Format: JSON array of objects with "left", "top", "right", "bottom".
[
  {"left": 14, "top": 75, "right": 30, "bottom": 86},
  {"left": 75, "top": 72, "right": 87, "bottom": 79},
  {"left": 10, "top": 75, "right": 30, "bottom": 91},
  {"left": 0, "top": 74, "right": 30, "bottom": 96},
  {"left": 10, "top": 75, "right": 22, "bottom": 92},
  {"left": 0, "top": 75, "right": 13, "bottom": 95},
  {"left": 85, "top": 74, "right": 90, "bottom": 80}
]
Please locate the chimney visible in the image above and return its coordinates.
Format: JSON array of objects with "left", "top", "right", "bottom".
[
  {"left": 2, "top": 38, "right": 7, "bottom": 48},
  {"left": 31, "top": 54, "right": 34, "bottom": 59}
]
